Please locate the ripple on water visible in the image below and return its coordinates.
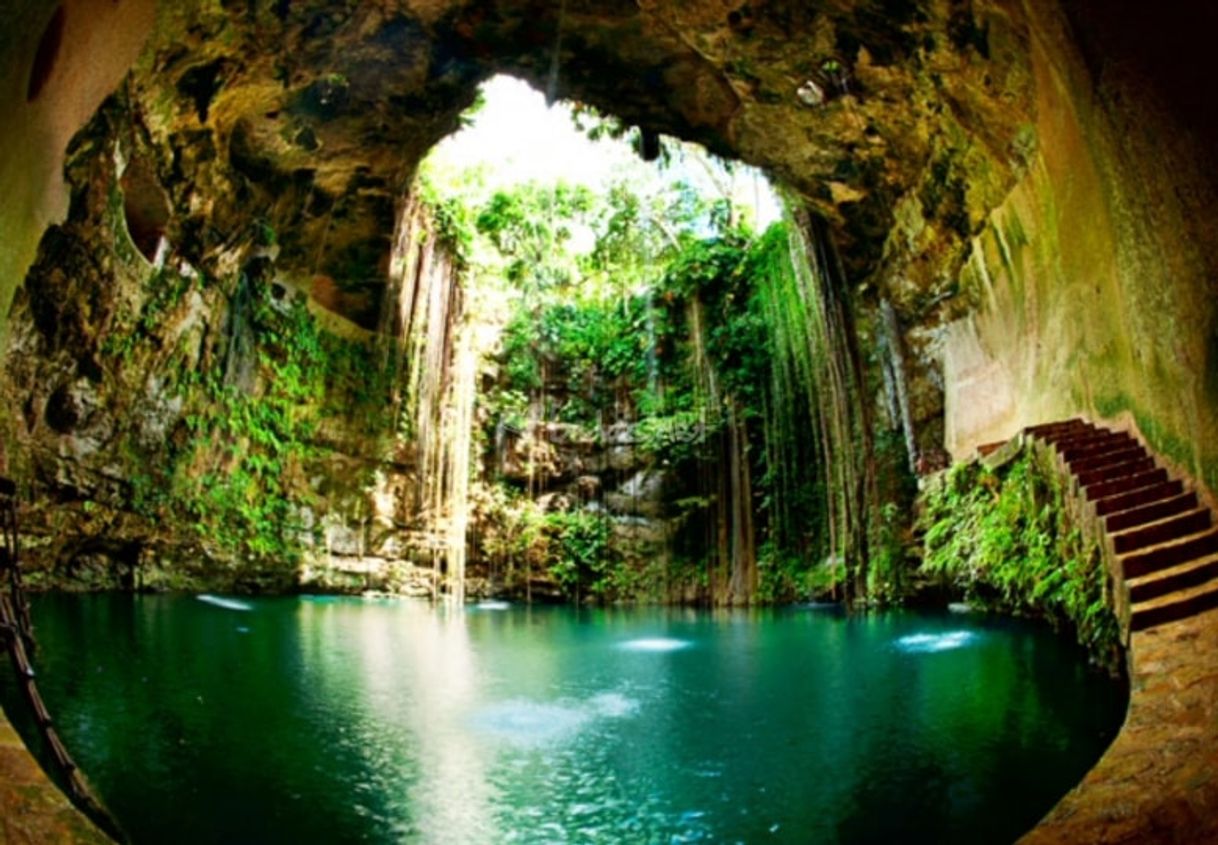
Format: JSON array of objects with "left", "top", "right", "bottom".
[
  {"left": 895, "top": 631, "right": 978, "bottom": 653},
  {"left": 617, "top": 637, "right": 691, "bottom": 653}
]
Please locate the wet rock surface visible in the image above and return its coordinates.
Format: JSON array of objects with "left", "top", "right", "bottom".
[{"left": 0, "top": 711, "right": 109, "bottom": 845}]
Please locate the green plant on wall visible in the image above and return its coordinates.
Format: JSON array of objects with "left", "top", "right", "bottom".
[
  {"left": 919, "top": 450, "right": 1120, "bottom": 669},
  {"left": 97, "top": 267, "right": 400, "bottom": 587}
]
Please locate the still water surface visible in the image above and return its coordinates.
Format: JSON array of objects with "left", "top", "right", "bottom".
[{"left": 3, "top": 595, "right": 1126, "bottom": 844}]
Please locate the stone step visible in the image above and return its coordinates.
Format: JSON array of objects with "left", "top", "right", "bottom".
[
  {"left": 1127, "top": 552, "right": 1218, "bottom": 604},
  {"left": 1130, "top": 578, "right": 1218, "bottom": 632},
  {"left": 1053, "top": 427, "right": 1118, "bottom": 449},
  {"left": 1095, "top": 479, "right": 1185, "bottom": 517},
  {"left": 1056, "top": 426, "right": 1129, "bottom": 449},
  {"left": 1021, "top": 419, "right": 1218, "bottom": 633},
  {"left": 1120, "top": 527, "right": 1218, "bottom": 579},
  {"left": 1030, "top": 420, "right": 1094, "bottom": 442},
  {"left": 1106, "top": 491, "right": 1199, "bottom": 534},
  {"left": 1026, "top": 417, "right": 1087, "bottom": 436},
  {"left": 1067, "top": 445, "right": 1148, "bottom": 475},
  {"left": 1058, "top": 432, "right": 1136, "bottom": 461},
  {"left": 1084, "top": 467, "right": 1169, "bottom": 502},
  {"left": 1112, "top": 507, "right": 1212, "bottom": 555},
  {"left": 1075, "top": 456, "right": 1156, "bottom": 490}
]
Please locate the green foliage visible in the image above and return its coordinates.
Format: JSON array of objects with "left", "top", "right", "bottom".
[
  {"left": 497, "top": 295, "right": 663, "bottom": 421},
  {"left": 416, "top": 176, "right": 476, "bottom": 266},
  {"left": 865, "top": 429, "right": 919, "bottom": 604},
  {"left": 634, "top": 411, "right": 711, "bottom": 463},
  {"left": 866, "top": 502, "right": 908, "bottom": 604},
  {"left": 919, "top": 451, "right": 1120, "bottom": 664},
  {"left": 125, "top": 275, "right": 397, "bottom": 584},
  {"left": 482, "top": 219, "right": 843, "bottom": 604},
  {"left": 253, "top": 218, "right": 278, "bottom": 247},
  {"left": 746, "top": 223, "right": 831, "bottom": 570},
  {"left": 475, "top": 182, "right": 596, "bottom": 294},
  {"left": 102, "top": 265, "right": 197, "bottom": 361},
  {"left": 428, "top": 139, "right": 842, "bottom": 605},
  {"left": 568, "top": 102, "right": 631, "bottom": 143},
  {"left": 546, "top": 509, "right": 614, "bottom": 599},
  {"left": 477, "top": 488, "right": 620, "bottom": 602}
]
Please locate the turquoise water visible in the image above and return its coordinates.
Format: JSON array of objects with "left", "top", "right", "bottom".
[{"left": 2, "top": 595, "right": 1126, "bottom": 844}]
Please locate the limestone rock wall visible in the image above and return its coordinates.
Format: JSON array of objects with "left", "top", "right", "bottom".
[
  {"left": 489, "top": 415, "right": 682, "bottom": 576},
  {"left": 938, "top": 3, "right": 1218, "bottom": 505},
  {"left": 0, "top": 96, "right": 462, "bottom": 594}
]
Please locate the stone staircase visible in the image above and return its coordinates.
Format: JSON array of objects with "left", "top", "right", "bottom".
[{"left": 1024, "top": 418, "right": 1218, "bottom": 634}]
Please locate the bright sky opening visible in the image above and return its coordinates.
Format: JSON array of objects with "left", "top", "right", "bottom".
[{"left": 424, "top": 75, "right": 782, "bottom": 229}]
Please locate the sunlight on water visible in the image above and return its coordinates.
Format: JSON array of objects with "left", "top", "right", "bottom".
[
  {"left": 196, "top": 594, "right": 253, "bottom": 612},
  {"left": 587, "top": 692, "right": 640, "bottom": 718},
  {"left": 471, "top": 700, "right": 590, "bottom": 745},
  {"left": 895, "top": 631, "right": 978, "bottom": 653},
  {"left": 470, "top": 692, "right": 640, "bottom": 747},
  {"left": 617, "top": 637, "right": 692, "bottom": 652},
  {"left": 475, "top": 600, "right": 512, "bottom": 610}
]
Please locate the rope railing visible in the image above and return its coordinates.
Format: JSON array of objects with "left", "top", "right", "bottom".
[{"left": 0, "top": 476, "right": 125, "bottom": 841}]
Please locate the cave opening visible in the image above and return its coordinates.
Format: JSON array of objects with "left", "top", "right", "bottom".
[
  {"left": 402, "top": 72, "right": 799, "bottom": 608},
  {"left": 0, "top": 53, "right": 1129, "bottom": 843}
]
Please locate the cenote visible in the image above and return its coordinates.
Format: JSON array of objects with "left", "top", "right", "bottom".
[
  {"left": 3, "top": 595, "right": 1126, "bottom": 844},
  {"left": 8, "top": 1, "right": 1218, "bottom": 840}
]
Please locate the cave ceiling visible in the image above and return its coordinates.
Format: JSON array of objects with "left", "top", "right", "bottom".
[{"left": 108, "top": 0, "right": 1035, "bottom": 322}]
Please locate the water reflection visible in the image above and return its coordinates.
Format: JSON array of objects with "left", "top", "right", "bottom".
[
  {"left": 470, "top": 692, "right": 639, "bottom": 747},
  {"left": 297, "top": 598, "right": 496, "bottom": 843},
  {"left": 617, "top": 637, "right": 692, "bottom": 652}
]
